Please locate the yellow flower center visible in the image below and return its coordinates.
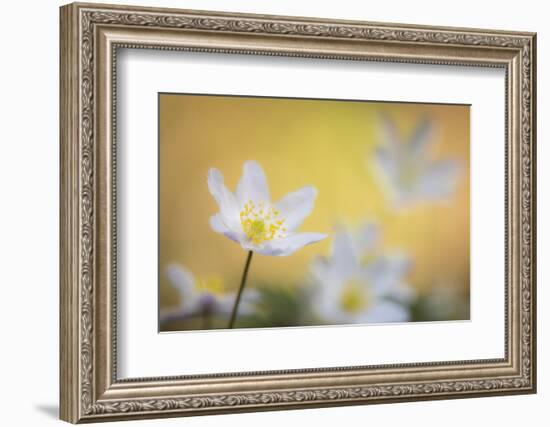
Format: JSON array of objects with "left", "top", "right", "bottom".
[
  {"left": 240, "top": 200, "right": 286, "bottom": 245},
  {"left": 340, "top": 280, "right": 369, "bottom": 313},
  {"left": 197, "top": 276, "right": 224, "bottom": 294}
]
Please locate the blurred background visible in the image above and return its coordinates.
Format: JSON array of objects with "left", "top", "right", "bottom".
[{"left": 159, "top": 93, "right": 470, "bottom": 331}]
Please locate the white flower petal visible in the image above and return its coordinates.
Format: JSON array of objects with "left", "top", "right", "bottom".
[
  {"left": 239, "top": 289, "right": 261, "bottom": 313},
  {"left": 330, "top": 230, "right": 360, "bottom": 278},
  {"left": 165, "top": 264, "right": 196, "bottom": 305},
  {"left": 309, "top": 259, "right": 345, "bottom": 311},
  {"left": 218, "top": 289, "right": 260, "bottom": 316},
  {"left": 354, "top": 223, "right": 380, "bottom": 255},
  {"left": 373, "top": 148, "right": 403, "bottom": 203},
  {"left": 379, "top": 114, "right": 401, "bottom": 152},
  {"left": 257, "top": 232, "right": 327, "bottom": 256},
  {"left": 236, "top": 160, "right": 270, "bottom": 206},
  {"left": 374, "top": 147, "right": 398, "bottom": 181},
  {"left": 275, "top": 186, "right": 317, "bottom": 231},
  {"left": 390, "top": 284, "right": 417, "bottom": 304},
  {"left": 356, "top": 300, "right": 410, "bottom": 324},
  {"left": 209, "top": 214, "right": 243, "bottom": 243},
  {"left": 159, "top": 306, "right": 198, "bottom": 324},
  {"left": 207, "top": 168, "right": 241, "bottom": 229},
  {"left": 408, "top": 118, "right": 433, "bottom": 159},
  {"left": 217, "top": 295, "right": 234, "bottom": 316},
  {"left": 417, "top": 160, "right": 461, "bottom": 200},
  {"left": 363, "top": 254, "right": 411, "bottom": 298},
  {"left": 308, "top": 277, "right": 349, "bottom": 324},
  {"left": 310, "top": 256, "right": 329, "bottom": 282}
]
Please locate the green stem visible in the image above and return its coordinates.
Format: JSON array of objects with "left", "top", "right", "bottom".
[{"left": 228, "top": 251, "right": 254, "bottom": 329}]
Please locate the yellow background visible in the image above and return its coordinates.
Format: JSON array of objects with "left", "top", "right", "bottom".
[{"left": 159, "top": 94, "right": 470, "bottom": 313}]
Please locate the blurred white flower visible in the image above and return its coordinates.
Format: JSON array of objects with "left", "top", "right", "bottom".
[
  {"left": 208, "top": 160, "right": 327, "bottom": 256},
  {"left": 310, "top": 223, "right": 415, "bottom": 324},
  {"left": 160, "top": 263, "right": 259, "bottom": 324},
  {"left": 372, "top": 115, "right": 461, "bottom": 208}
]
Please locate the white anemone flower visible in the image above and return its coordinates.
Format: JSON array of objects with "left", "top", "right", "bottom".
[
  {"left": 207, "top": 160, "right": 327, "bottom": 256},
  {"left": 310, "top": 223, "right": 415, "bottom": 325},
  {"left": 159, "top": 263, "right": 259, "bottom": 325},
  {"left": 373, "top": 115, "right": 461, "bottom": 208}
]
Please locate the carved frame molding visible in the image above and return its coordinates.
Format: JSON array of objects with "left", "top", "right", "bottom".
[{"left": 60, "top": 2, "right": 536, "bottom": 423}]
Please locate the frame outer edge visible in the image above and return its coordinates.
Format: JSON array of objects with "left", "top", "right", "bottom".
[
  {"left": 528, "top": 33, "right": 536, "bottom": 393},
  {"left": 60, "top": 3, "right": 80, "bottom": 424},
  {"left": 59, "top": 2, "right": 537, "bottom": 422}
]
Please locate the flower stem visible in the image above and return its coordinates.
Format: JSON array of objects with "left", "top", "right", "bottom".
[{"left": 228, "top": 251, "right": 254, "bottom": 329}]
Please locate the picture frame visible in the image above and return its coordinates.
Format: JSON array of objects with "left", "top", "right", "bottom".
[{"left": 59, "top": 2, "right": 537, "bottom": 423}]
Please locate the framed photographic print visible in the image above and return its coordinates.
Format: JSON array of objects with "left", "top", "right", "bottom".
[{"left": 60, "top": 2, "right": 537, "bottom": 423}]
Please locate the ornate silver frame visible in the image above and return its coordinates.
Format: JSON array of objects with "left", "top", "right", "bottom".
[{"left": 60, "top": 2, "right": 537, "bottom": 423}]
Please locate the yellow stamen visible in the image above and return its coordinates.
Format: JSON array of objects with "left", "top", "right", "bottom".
[
  {"left": 240, "top": 200, "right": 286, "bottom": 245},
  {"left": 197, "top": 275, "right": 224, "bottom": 294},
  {"left": 340, "top": 280, "right": 369, "bottom": 313}
]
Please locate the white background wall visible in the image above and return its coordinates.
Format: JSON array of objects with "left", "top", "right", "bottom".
[{"left": 0, "top": 0, "right": 545, "bottom": 425}]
